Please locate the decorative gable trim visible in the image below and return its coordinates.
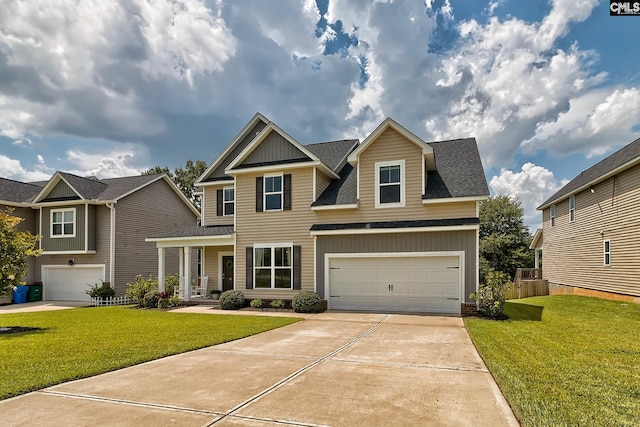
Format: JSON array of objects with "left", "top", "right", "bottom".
[
  {"left": 226, "top": 122, "right": 339, "bottom": 179},
  {"left": 347, "top": 117, "right": 435, "bottom": 171}
]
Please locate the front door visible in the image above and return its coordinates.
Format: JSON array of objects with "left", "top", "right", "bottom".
[{"left": 222, "top": 256, "right": 234, "bottom": 291}]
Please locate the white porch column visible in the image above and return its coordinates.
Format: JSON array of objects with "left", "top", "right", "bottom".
[
  {"left": 179, "top": 247, "right": 187, "bottom": 301},
  {"left": 184, "top": 247, "right": 191, "bottom": 301},
  {"left": 157, "top": 247, "right": 165, "bottom": 291},
  {"left": 534, "top": 249, "right": 541, "bottom": 269}
]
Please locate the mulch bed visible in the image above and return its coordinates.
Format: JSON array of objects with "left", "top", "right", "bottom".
[{"left": 0, "top": 326, "right": 43, "bottom": 334}]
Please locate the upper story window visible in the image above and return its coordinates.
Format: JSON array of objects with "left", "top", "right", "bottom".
[
  {"left": 550, "top": 204, "right": 556, "bottom": 227},
  {"left": 223, "top": 187, "right": 234, "bottom": 216},
  {"left": 255, "top": 174, "right": 291, "bottom": 212},
  {"left": 51, "top": 208, "right": 75, "bottom": 238},
  {"left": 569, "top": 196, "right": 575, "bottom": 222},
  {"left": 375, "top": 160, "right": 405, "bottom": 208},
  {"left": 264, "top": 175, "right": 283, "bottom": 211},
  {"left": 254, "top": 244, "right": 292, "bottom": 289}
]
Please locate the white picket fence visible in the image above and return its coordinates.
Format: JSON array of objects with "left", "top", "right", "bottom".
[{"left": 86, "top": 296, "right": 130, "bottom": 307}]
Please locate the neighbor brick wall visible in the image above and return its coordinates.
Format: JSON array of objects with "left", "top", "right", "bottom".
[{"left": 461, "top": 303, "right": 478, "bottom": 317}]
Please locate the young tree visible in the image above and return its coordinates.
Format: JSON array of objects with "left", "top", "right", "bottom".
[
  {"left": 0, "top": 209, "right": 42, "bottom": 295},
  {"left": 479, "top": 195, "right": 534, "bottom": 282},
  {"left": 142, "top": 160, "right": 207, "bottom": 209}
]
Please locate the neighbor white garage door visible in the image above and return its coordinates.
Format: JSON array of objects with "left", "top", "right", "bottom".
[
  {"left": 42, "top": 266, "right": 105, "bottom": 301},
  {"left": 328, "top": 255, "right": 462, "bottom": 314}
]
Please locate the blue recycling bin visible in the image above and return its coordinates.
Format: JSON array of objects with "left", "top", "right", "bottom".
[{"left": 13, "top": 286, "right": 29, "bottom": 304}]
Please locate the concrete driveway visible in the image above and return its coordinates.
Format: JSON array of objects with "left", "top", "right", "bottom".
[{"left": 1, "top": 310, "right": 518, "bottom": 426}]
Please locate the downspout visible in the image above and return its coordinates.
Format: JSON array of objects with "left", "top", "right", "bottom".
[{"left": 106, "top": 202, "right": 116, "bottom": 290}]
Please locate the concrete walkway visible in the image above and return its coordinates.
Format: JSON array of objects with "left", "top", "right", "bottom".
[{"left": 1, "top": 305, "right": 519, "bottom": 426}]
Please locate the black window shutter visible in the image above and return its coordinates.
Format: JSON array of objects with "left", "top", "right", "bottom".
[
  {"left": 246, "top": 247, "right": 254, "bottom": 289},
  {"left": 256, "top": 177, "right": 263, "bottom": 212},
  {"left": 283, "top": 174, "right": 292, "bottom": 211},
  {"left": 293, "top": 245, "right": 301, "bottom": 290},
  {"left": 216, "top": 189, "right": 223, "bottom": 216}
]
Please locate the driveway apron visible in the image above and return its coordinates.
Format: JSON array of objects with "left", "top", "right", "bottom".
[{"left": 0, "top": 312, "right": 518, "bottom": 426}]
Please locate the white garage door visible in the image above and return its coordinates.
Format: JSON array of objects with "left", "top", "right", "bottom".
[
  {"left": 328, "top": 255, "right": 461, "bottom": 314},
  {"left": 42, "top": 266, "right": 105, "bottom": 301}
]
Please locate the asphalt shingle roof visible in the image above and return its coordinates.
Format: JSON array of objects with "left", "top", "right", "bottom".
[
  {"left": 310, "top": 217, "right": 480, "bottom": 231},
  {"left": 0, "top": 178, "right": 43, "bottom": 203},
  {"left": 311, "top": 163, "right": 358, "bottom": 206},
  {"left": 148, "top": 225, "right": 234, "bottom": 239},
  {"left": 306, "top": 139, "right": 359, "bottom": 172},
  {"left": 539, "top": 137, "right": 640, "bottom": 208}
]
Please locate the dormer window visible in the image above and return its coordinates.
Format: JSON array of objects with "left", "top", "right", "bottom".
[
  {"left": 375, "top": 160, "right": 405, "bottom": 208},
  {"left": 51, "top": 208, "right": 76, "bottom": 238}
]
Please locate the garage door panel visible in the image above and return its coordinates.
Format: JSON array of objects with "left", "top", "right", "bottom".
[
  {"left": 43, "top": 266, "right": 105, "bottom": 301},
  {"left": 329, "top": 255, "right": 461, "bottom": 314}
]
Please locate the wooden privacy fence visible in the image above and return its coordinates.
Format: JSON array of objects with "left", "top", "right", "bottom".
[
  {"left": 506, "top": 268, "right": 549, "bottom": 300},
  {"left": 86, "top": 296, "right": 130, "bottom": 307}
]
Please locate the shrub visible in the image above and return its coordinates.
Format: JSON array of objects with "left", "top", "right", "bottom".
[
  {"left": 142, "top": 291, "right": 159, "bottom": 309},
  {"left": 157, "top": 291, "right": 171, "bottom": 309},
  {"left": 125, "top": 275, "right": 158, "bottom": 305},
  {"left": 250, "top": 298, "right": 263, "bottom": 308},
  {"left": 220, "top": 290, "right": 244, "bottom": 310},
  {"left": 270, "top": 299, "right": 285, "bottom": 309},
  {"left": 86, "top": 282, "right": 116, "bottom": 299},
  {"left": 164, "top": 273, "right": 180, "bottom": 296},
  {"left": 292, "top": 291, "right": 323, "bottom": 313},
  {"left": 470, "top": 270, "right": 511, "bottom": 319},
  {"left": 168, "top": 295, "right": 182, "bottom": 307}
]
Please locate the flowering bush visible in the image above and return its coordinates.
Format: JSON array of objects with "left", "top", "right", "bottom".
[
  {"left": 157, "top": 291, "right": 171, "bottom": 309},
  {"left": 125, "top": 275, "right": 158, "bottom": 305}
]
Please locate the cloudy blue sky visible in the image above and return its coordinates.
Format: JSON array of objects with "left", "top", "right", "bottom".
[{"left": 1, "top": 0, "right": 638, "bottom": 228}]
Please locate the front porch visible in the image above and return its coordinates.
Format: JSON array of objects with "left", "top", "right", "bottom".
[{"left": 146, "top": 225, "right": 235, "bottom": 302}]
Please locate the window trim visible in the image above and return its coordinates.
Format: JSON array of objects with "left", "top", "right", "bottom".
[
  {"left": 50, "top": 207, "right": 76, "bottom": 238},
  {"left": 264, "top": 173, "right": 283, "bottom": 212},
  {"left": 550, "top": 204, "right": 556, "bottom": 228},
  {"left": 223, "top": 186, "right": 234, "bottom": 216},
  {"left": 375, "top": 160, "right": 405, "bottom": 208},
  {"left": 569, "top": 196, "right": 575, "bottom": 223},
  {"left": 253, "top": 243, "right": 293, "bottom": 289},
  {"left": 603, "top": 240, "right": 611, "bottom": 267}
]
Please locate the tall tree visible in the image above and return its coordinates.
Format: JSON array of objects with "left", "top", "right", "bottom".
[
  {"left": 143, "top": 160, "right": 207, "bottom": 209},
  {"left": 479, "top": 196, "right": 534, "bottom": 282},
  {"left": 0, "top": 209, "right": 42, "bottom": 295}
]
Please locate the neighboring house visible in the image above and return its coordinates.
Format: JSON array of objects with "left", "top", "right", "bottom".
[
  {"left": 0, "top": 173, "right": 199, "bottom": 301},
  {"left": 148, "top": 113, "right": 489, "bottom": 315},
  {"left": 533, "top": 136, "right": 640, "bottom": 303}
]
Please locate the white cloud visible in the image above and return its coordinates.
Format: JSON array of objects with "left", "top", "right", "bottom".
[
  {"left": 0, "top": 154, "right": 51, "bottom": 181},
  {"left": 522, "top": 87, "right": 640, "bottom": 157},
  {"left": 63, "top": 144, "right": 150, "bottom": 178},
  {"left": 490, "top": 163, "right": 566, "bottom": 228}
]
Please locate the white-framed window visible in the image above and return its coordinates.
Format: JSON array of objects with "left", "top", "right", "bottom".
[
  {"left": 254, "top": 244, "right": 292, "bottom": 289},
  {"left": 223, "top": 187, "right": 234, "bottom": 216},
  {"left": 569, "top": 196, "right": 575, "bottom": 223},
  {"left": 51, "top": 208, "right": 76, "bottom": 238},
  {"left": 375, "top": 160, "right": 405, "bottom": 208},
  {"left": 264, "top": 174, "right": 283, "bottom": 211},
  {"left": 604, "top": 240, "right": 611, "bottom": 266},
  {"left": 550, "top": 204, "right": 556, "bottom": 227}
]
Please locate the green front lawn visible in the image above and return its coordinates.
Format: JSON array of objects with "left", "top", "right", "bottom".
[
  {"left": 0, "top": 306, "right": 300, "bottom": 400},
  {"left": 465, "top": 295, "right": 640, "bottom": 427}
]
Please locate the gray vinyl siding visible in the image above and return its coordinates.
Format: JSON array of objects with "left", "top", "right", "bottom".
[
  {"left": 543, "top": 165, "right": 640, "bottom": 296},
  {"left": 210, "top": 121, "right": 267, "bottom": 179},
  {"left": 316, "top": 230, "right": 477, "bottom": 302},
  {"left": 113, "top": 179, "right": 198, "bottom": 294},
  {"left": 48, "top": 181, "right": 78, "bottom": 199},
  {"left": 40, "top": 205, "right": 86, "bottom": 251},
  {"left": 242, "top": 130, "right": 310, "bottom": 165},
  {"left": 87, "top": 205, "right": 96, "bottom": 251}
]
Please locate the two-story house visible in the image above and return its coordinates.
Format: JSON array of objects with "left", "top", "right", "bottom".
[
  {"left": 148, "top": 113, "right": 489, "bottom": 315},
  {"left": 0, "top": 173, "right": 199, "bottom": 301},
  {"left": 533, "top": 136, "right": 640, "bottom": 303}
]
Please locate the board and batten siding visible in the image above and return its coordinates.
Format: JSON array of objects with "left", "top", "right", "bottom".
[
  {"left": 543, "top": 165, "right": 640, "bottom": 296},
  {"left": 113, "top": 179, "right": 198, "bottom": 294},
  {"left": 209, "top": 121, "right": 267, "bottom": 179},
  {"left": 47, "top": 180, "right": 78, "bottom": 199},
  {"left": 316, "top": 230, "right": 477, "bottom": 302},
  {"left": 242, "top": 131, "right": 308, "bottom": 165}
]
